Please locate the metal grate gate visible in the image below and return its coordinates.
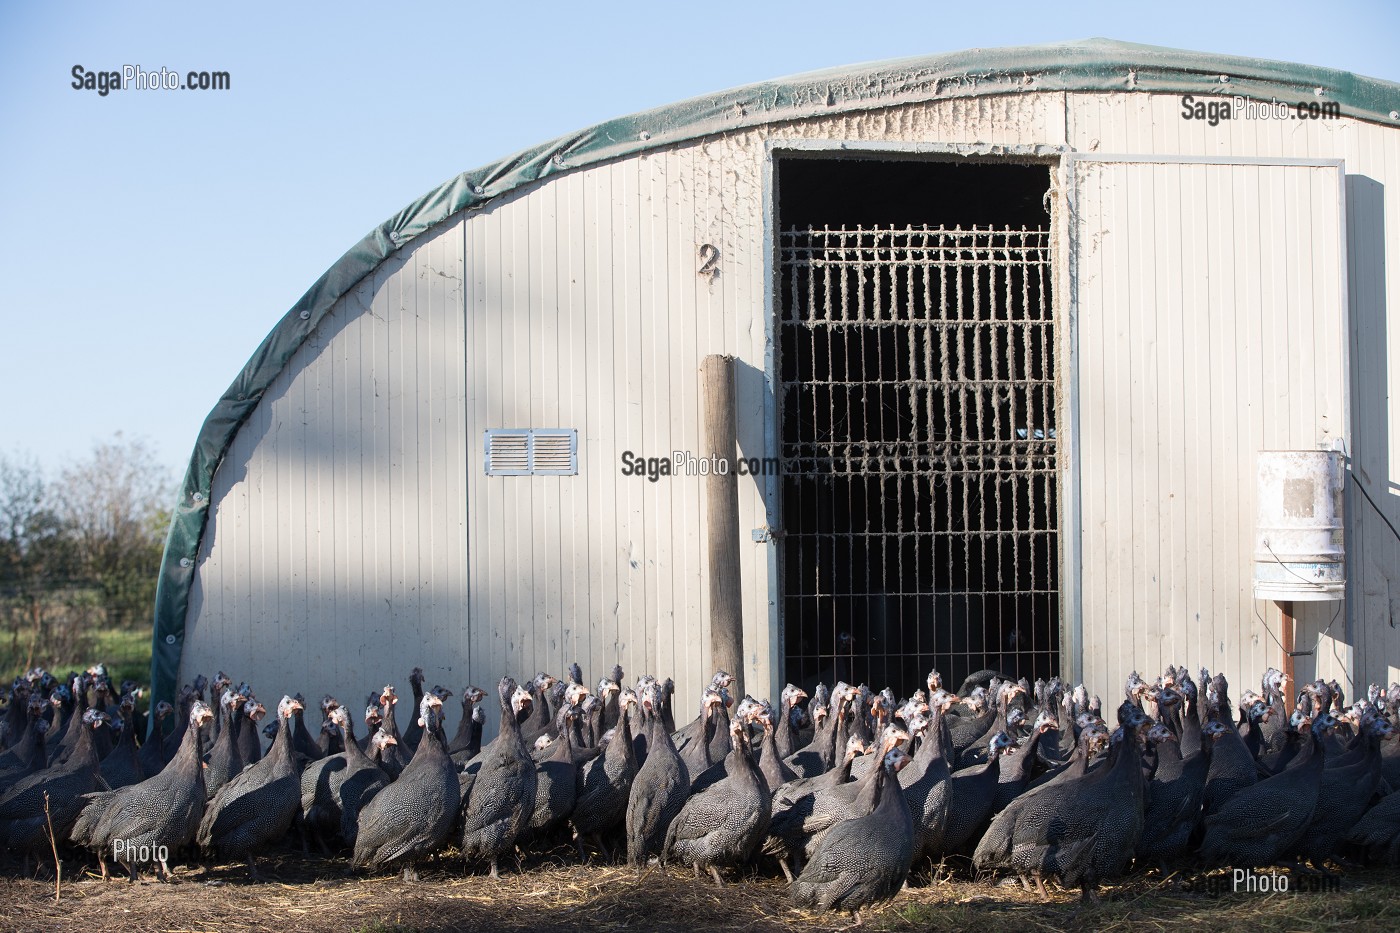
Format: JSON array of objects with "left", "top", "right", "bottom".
[{"left": 778, "top": 225, "right": 1058, "bottom": 696}]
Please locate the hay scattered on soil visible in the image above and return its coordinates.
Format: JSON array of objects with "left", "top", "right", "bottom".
[{"left": 1, "top": 845, "right": 1397, "bottom": 933}]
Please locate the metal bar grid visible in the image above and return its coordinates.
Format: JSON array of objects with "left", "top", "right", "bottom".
[{"left": 778, "top": 225, "right": 1058, "bottom": 695}]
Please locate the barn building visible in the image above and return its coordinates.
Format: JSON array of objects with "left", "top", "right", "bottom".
[{"left": 150, "top": 39, "right": 1400, "bottom": 724}]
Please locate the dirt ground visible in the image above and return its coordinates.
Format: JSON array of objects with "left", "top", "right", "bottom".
[{"left": 1, "top": 845, "right": 1398, "bottom": 933}]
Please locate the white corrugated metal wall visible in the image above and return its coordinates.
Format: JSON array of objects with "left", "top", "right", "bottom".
[{"left": 183, "top": 89, "right": 1400, "bottom": 721}]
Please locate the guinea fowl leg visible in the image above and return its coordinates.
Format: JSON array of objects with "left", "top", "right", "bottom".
[
  {"left": 777, "top": 858, "right": 794, "bottom": 883},
  {"left": 707, "top": 865, "right": 724, "bottom": 888},
  {"left": 402, "top": 865, "right": 419, "bottom": 882},
  {"left": 1034, "top": 871, "right": 1050, "bottom": 900},
  {"left": 489, "top": 856, "right": 499, "bottom": 880},
  {"left": 246, "top": 855, "right": 261, "bottom": 882}
]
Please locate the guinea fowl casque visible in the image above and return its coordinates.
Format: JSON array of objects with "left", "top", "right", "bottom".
[
  {"left": 197, "top": 696, "right": 306, "bottom": 879},
  {"left": 353, "top": 694, "right": 459, "bottom": 881},
  {"left": 665, "top": 714, "right": 771, "bottom": 886},
  {"left": 791, "top": 747, "right": 914, "bottom": 921},
  {"left": 460, "top": 677, "right": 537, "bottom": 878},
  {"left": 70, "top": 700, "right": 214, "bottom": 881}
]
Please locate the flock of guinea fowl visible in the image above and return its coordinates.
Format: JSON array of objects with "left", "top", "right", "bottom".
[{"left": 2, "top": 658, "right": 1399, "bottom": 919}]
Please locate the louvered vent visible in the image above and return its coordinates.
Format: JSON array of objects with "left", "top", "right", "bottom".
[{"left": 484, "top": 429, "right": 578, "bottom": 476}]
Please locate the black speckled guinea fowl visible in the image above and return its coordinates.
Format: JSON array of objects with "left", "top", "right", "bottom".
[
  {"left": 353, "top": 694, "right": 460, "bottom": 881},
  {"left": 97, "top": 693, "right": 146, "bottom": 790},
  {"left": 791, "top": 746, "right": 914, "bottom": 923},
  {"left": 300, "top": 706, "right": 390, "bottom": 847},
  {"left": 570, "top": 688, "right": 639, "bottom": 858},
  {"left": 460, "top": 677, "right": 537, "bottom": 878},
  {"left": 1348, "top": 789, "right": 1400, "bottom": 863},
  {"left": 626, "top": 681, "right": 691, "bottom": 867},
  {"left": 665, "top": 715, "right": 772, "bottom": 886},
  {"left": 448, "top": 685, "right": 487, "bottom": 759},
  {"left": 204, "top": 690, "right": 246, "bottom": 800},
  {"left": 0, "top": 708, "right": 111, "bottom": 864},
  {"left": 1136, "top": 719, "right": 1223, "bottom": 868},
  {"left": 70, "top": 701, "right": 214, "bottom": 881},
  {"left": 1198, "top": 711, "right": 1336, "bottom": 868},
  {"left": 974, "top": 707, "right": 1150, "bottom": 903},
  {"left": 196, "top": 696, "right": 306, "bottom": 879}
]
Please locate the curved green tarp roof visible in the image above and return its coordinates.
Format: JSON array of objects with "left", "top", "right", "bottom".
[{"left": 149, "top": 37, "right": 1400, "bottom": 711}]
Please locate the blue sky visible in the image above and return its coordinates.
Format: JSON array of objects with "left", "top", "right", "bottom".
[{"left": 2, "top": 0, "right": 1397, "bottom": 480}]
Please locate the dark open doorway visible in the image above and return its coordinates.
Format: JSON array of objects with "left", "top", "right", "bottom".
[{"left": 776, "top": 154, "right": 1058, "bottom": 696}]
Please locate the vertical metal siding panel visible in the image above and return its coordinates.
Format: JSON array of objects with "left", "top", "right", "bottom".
[
  {"left": 589, "top": 163, "right": 618, "bottom": 688},
  {"left": 1077, "top": 162, "right": 1108, "bottom": 692},
  {"left": 533, "top": 179, "right": 560, "bottom": 672},
  {"left": 1130, "top": 160, "right": 1160, "bottom": 677},
  {"left": 560, "top": 170, "right": 589, "bottom": 672},
  {"left": 617, "top": 158, "right": 644, "bottom": 681},
  {"left": 636, "top": 153, "right": 661, "bottom": 680}
]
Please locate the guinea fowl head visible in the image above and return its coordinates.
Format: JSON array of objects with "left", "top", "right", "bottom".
[
  {"left": 329, "top": 706, "right": 352, "bottom": 731},
  {"left": 711, "top": 670, "right": 735, "bottom": 691},
  {"left": 212, "top": 671, "right": 232, "bottom": 696},
  {"left": 618, "top": 687, "right": 639, "bottom": 713},
  {"left": 417, "top": 693, "right": 443, "bottom": 729},
  {"left": 929, "top": 688, "right": 958, "bottom": 715},
  {"left": 1146, "top": 722, "right": 1176, "bottom": 746},
  {"left": 596, "top": 678, "right": 619, "bottom": 701},
  {"left": 903, "top": 710, "right": 929, "bottom": 739},
  {"left": 465, "top": 685, "right": 488, "bottom": 704},
  {"left": 409, "top": 667, "right": 425, "bottom": 687},
  {"left": 568, "top": 662, "right": 584, "bottom": 685},
  {"left": 926, "top": 669, "right": 943, "bottom": 693},
  {"left": 83, "top": 708, "right": 109, "bottom": 729},
  {"left": 277, "top": 696, "right": 304, "bottom": 720},
  {"left": 192, "top": 673, "right": 208, "bottom": 699},
  {"left": 26, "top": 694, "right": 45, "bottom": 717},
  {"left": 1201, "top": 719, "right": 1231, "bottom": 742},
  {"left": 842, "top": 736, "right": 871, "bottom": 764},
  {"left": 876, "top": 723, "right": 912, "bottom": 756},
  {"left": 511, "top": 683, "right": 533, "bottom": 719},
  {"left": 533, "top": 672, "right": 557, "bottom": 693},
  {"left": 244, "top": 700, "right": 266, "bottom": 722},
  {"left": 1247, "top": 699, "right": 1271, "bottom": 725},
  {"left": 380, "top": 685, "right": 398, "bottom": 707},
  {"left": 262, "top": 720, "right": 278, "bottom": 739},
  {"left": 1005, "top": 707, "right": 1027, "bottom": 732},
  {"left": 700, "top": 687, "right": 724, "bottom": 718},
  {"left": 431, "top": 685, "right": 454, "bottom": 702},
  {"left": 564, "top": 682, "right": 590, "bottom": 708},
  {"left": 321, "top": 695, "right": 340, "bottom": 715},
  {"left": 727, "top": 715, "right": 749, "bottom": 752},
  {"left": 987, "top": 731, "right": 1015, "bottom": 758},
  {"left": 370, "top": 731, "right": 397, "bottom": 755},
  {"left": 189, "top": 700, "right": 214, "bottom": 729},
  {"left": 780, "top": 683, "right": 808, "bottom": 711},
  {"left": 1032, "top": 707, "right": 1058, "bottom": 734},
  {"left": 733, "top": 695, "right": 762, "bottom": 726},
  {"left": 883, "top": 746, "right": 912, "bottom": 775}
]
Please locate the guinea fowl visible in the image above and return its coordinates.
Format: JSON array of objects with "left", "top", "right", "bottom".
[
  {"left": 448, "top": 685, "right": 488, "bottom": 758},
  {"left": 1348, "top": 790, "right": 1400, "bottom": 864},
  {"left": 995, "top": 709, "right": 1057, "bottom": 812},
  {"left": 958, "top": 682, "right": 1026, "bottom": 767},
  {"left": 941, "top": 731, "right": 1015, "bottom": 853},
  {"left": 524, "top": 707, "right": 579, "bottom": 841},
  {"left": 353, "top": 694, "right": 460, "bottom": 881},
  {"left": 1137, "top": 719, "right": 1225, "bottom": 867},
  {"left": 301, "top": 705, "right": 391, "bottom": 847},
  {"left": 765, "top": 737, "right": 867, "bottom": 880},
  {"left": 289, "top": 692, "right": 324, "bottom": 762},
  {"left": 71, "top": 700, "right": 214, "bottom": 881},
  {"left": 902, "top": 688, "right": 957, "bottom": 865},
  {"left": 785, "top": 684, "right": 854, "bottom": 779},
  {"left": 570, "top": 687, "right": 639, "bottom": 858},
  {"left": 197, "top": 696, "right": 306, "bottom": 878},
  {"left": 137, "top": 701, "right": 174, "bottom": 776},
  {"left": 204, "top": 690, "right": 247, "bottom": 799},
  {"left": 756, "top": 700, "right": 798, "bottom": 792},
  {"left": 975, "top": 706, "right": 1150, "bottom": 902},
  {"left": 774, "top": 684, "right": 808, "bottom": 760},
  {"left": 460, "top": 677, "right": 537, "bottom": 878},
  {"left": 520, "top": 672, "right": 560, "bottom": 747},
  {"left": 791, "top": 746, "right": 914, "bottom": 921},
  {"left": 666, "top": 715, "right": 771, "bottom": 885},
  {"left": 372, "top": 687, "right": 411, "bottom": 777},
  {"left": 626, "top": 681, "right": 691, "bottom": 867},
  {"left": 0, "top": 695, "right": 49, "bottom": 788},
  {"left": 1198, "top": 710, "right": 1336, "bottom": 868},
  {"left": 401, "top": 668, "right": 427, "bottom": 753},
  {"left": 98, "top": 693, "right": 145, "bottom": 790},
  {"left": 675, "top": 689, "right": 723, "bottom": 778},
  {"left": 0, "top": 708, "right": 111, "bottom": 865},
  {"left": 1295, "top": 714, "right": 1392, "bottom": 863},
  {"left": 1201, "top": 674, "right": 1256, "bottom": 817}
]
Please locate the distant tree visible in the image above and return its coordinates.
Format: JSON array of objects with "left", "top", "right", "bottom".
[
  {"left": 49, "top": 434, "right": 173, "bottom": 628},
  {"left": 0, "top": 452, "right": 70, "bottom": 665}
]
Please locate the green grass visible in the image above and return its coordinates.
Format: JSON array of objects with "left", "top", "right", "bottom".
[{"left": 90, "top": 625, "right": 153, "bottom": 688}]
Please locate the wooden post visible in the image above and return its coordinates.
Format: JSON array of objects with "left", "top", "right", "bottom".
[
  {"left": 1280, "top": 600, "right": 1296, "bottom": 714},
  {"left": 702, "top": 354, "right": 743, "bottom": 698}
]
